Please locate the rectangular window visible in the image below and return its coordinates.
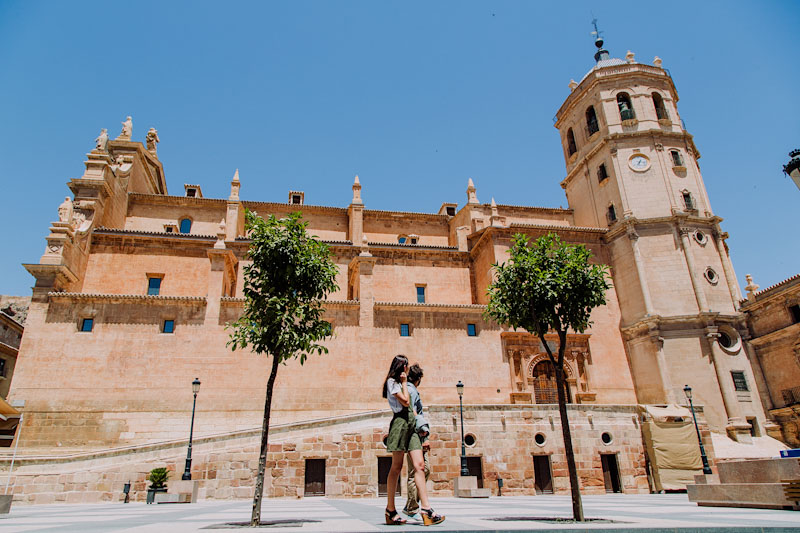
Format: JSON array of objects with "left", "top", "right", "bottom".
[
  {"left": 789, "top": 304, "right": 800, "bottom": 324},
  {"left": 671, "top": 150, "right": 684, "bottom": 167},
  {"left": 731, "top": 371, "right": 749, "bottom": 392},
  {"left": 597, "top": 163, "right": 608, "bottom": 183},
  {"left": 400, "top": 324, "right": 410, "bottom": 337},
  {"left": 467, "top": 324, "right": 477, "bottom": 337},
  {"left": 80, "top": 318, "right": 94, "bottom": 332},
  {"left": 446, "top": 206, "right": 456, "bottom": 216},
  {"left": 0, "top": 358, "right": 6, "bottom": 378},
  {"left": 607, "top": 204, "right": 617, "bottom": 223},
  {"left": 416, "top": 286, "right": 426, "bottom": 304},
  {"left": 148, "top": 277, "right": 162, "bottom": 296},
  {"left": 162, "top": 320, "right": 175, "bottom": 334}
]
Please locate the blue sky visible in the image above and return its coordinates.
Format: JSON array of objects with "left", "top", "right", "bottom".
[{"left": 0, "top": 1, "right": 798, "bottom": 297}]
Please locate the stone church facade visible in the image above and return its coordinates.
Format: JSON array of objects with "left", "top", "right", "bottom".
[{"left": 3, "top": 41, "right": 781, "bottom": 503}]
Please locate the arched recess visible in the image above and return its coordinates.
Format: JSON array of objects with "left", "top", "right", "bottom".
[{"left": 527, "top": 355, "right": 575, "bottom": 404}]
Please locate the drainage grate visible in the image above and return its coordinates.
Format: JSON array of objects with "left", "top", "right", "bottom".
[
  {"left": 488, "top": 516, "right": 625, "bottom": 524},
  {"left": 204, "top": 519, "right": 322, "bottom": 529}
]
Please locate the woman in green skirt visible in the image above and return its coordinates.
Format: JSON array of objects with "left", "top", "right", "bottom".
[{"left": 382, "top": 355, "right": 445, "bottom": 526}]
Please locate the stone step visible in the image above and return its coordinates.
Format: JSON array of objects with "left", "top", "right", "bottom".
[
  {"left": 692, "top": 473, "right": 719, "bottom": 485},
  {"left": 455, "top": 488, "right": 491, "bottom": 498},
  {"left": 687, "top": 482, "right": 798, "bottom": 510},
  {"left": 154, "top": 493, "right": 192, "bottom": 504},
  {"left": 717, "top": 457, "right": 800, "bottom": 484}
]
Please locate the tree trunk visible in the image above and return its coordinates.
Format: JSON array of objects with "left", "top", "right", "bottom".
[
  {"left": 555, "top": 357, "right": 584, "bottom": 521},
  {"left": 251, "top": 355, "right": 281, "bottom": 526}
]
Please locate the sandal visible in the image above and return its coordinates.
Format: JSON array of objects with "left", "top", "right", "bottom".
[
  {"left": 421, "top": 507, "right": 445, "bottom": 526},
  {"left": 385, "top": 508, "right": 407, "bottom": 525}
]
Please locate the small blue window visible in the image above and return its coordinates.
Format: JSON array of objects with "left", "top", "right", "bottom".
[
  {"left": 416, "top": 286, "right": 426, "bottom": 304},
  {"left": 162, "top": 320, "right": 175, "bottom": 334},
  {"left": 467, "top": 323, "right": 477, "bottom": 337},
  {"left": 179, "top": 218, "right": 192, "bottom": 233},
  {"left": 400, "top": 324, "right": 410, "bottom": 337},
  {"left": 148, "top": 277, "right": 162, "bottom": 296},
  {"left": 80, "top": 318, "right": 94, "bottom": 332}
]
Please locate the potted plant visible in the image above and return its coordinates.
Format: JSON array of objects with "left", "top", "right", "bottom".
[{"left": 146, "top": 467, "right": 169, "bottom": 504}]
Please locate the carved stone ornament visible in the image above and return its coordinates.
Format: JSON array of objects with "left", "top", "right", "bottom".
[
  {"left": 58, "top": 197, "right": 73, "bottom": 223},
  {"left": 94, "top": 128, "right": 109, "bottom": 152},
  {"left": 48, "top": 243, "right": 62, "bottom": 254}
]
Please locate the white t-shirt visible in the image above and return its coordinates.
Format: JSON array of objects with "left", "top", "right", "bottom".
[{"left": 386, "top": 378, "right": 404, "bottom": 413}]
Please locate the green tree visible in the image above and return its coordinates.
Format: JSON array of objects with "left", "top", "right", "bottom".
[
  {"left": 486, "top": 232, "right": 610, "bottom": 521},
  {"left": 228, "top": 210, "right": 338, "bottom": 527}
]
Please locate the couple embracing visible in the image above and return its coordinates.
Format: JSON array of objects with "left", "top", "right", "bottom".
[{"left": 382, "top": 354, "right": 445, "bottom": 526}]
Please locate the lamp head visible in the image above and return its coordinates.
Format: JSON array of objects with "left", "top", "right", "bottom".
[
  {"left": 683, "top": 384, "right": 692, "bottom": 400},
  {"left": 192, "top": 377, "right": 201, "bottom": 394},
  {"left": 456, "top": 380, "right": 464, "bottom": 397}
]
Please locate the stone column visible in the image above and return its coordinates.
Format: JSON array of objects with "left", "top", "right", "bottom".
[
  {"left": 651, "top": 334, "right": 677, "bottom": 403},
  {"left": 713, "top": 230, "right": 742, "bottom": 306},
  {"left": 348, "top": 176, "right": 364, "bottom": 246},
  {"left": 678, "top": 226, "right": 709, "bottom": 312},
  {"left": 704, "top": 328, "right": 751, "bottom": 441},
  {"left": 349, "top": 252, "right": 376, "bottom": 328},
  {"left": 226, "top": 169, "right": 243, "bottom": 240},
  {"left": 206, "top": 239, "right": 237, "bottom": 325},
  {"left": 628, "top": 228, "right": 654, "bottom": 315}
]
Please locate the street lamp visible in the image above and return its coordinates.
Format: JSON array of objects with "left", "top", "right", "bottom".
[
  {"left": 683, "top": 385, "right": 713, "bottom": 475},
  {"left": 456, "top": 381, "right": 469, "bottom": 477},
  {"left": 182, "top": 377, "right": 201, "bottom": 481},
  {"left": 783, "top": 149, "right": 800, "bottom": 191}
]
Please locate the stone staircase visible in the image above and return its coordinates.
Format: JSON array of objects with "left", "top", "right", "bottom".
[{"left": 687, "top": 457, "right": 800, "bottom": 510}]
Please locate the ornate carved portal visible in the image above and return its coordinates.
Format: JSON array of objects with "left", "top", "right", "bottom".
[{"left": 502, "top": 331, "right": 594, "bottom": 404}]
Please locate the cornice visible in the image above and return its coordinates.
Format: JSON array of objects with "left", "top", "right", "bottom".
[
  {"left": 48, "top": 292, "right": 207, "bottom": 304},
  {"left": 747, "top": 322, "right": 800, "bottom": 348},
  {"left": 364, "top": 209, "right": 448, "bottom": 222},
  {"left": 219, "top": 297, "right": 359, "bottom": 308},
  {"left": 604, "top": 215, "right": 721, "bottom": 242},
  {"left": 366, "top": 242, "right": 459, "bottom": 252},
  {"left": 0, "top": 313, "right": 24, "bottom": 333},
  {"left": 128, "top": 192, "right": 226, "bottom": 207},
  {"left": 492, "top": 204, "right": 573, "bottom": 214},
  {"left": 94, "top": 227, "right": 217, "bottom": 241},
  {"left": 242, "top": 201, "right": 348, "bottom": 215},
  {"left": 374, "top": 301, "right": 486, "bottom": 311},
  {"left": 0, "top": 341, "right": 18, "bottom": 358},
  {"left": 620, "top": 312, "right": 745, "bottom": 339},
  {"left": 509, "top": 222, "right": 606, "bottom": 235}
]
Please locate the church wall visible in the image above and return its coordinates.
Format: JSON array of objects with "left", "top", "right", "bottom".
[
  {"left": 126, "top": 201, "right": 228, "bottom": 236},
  {"left": 81, "top": 251, "right": 209, "bottom": 297},
  {"left": 608, "top": 236, "right": 647, "bottom": 323},
  {"left": 614, "top": 144, "right": 674, "bottom": 220},
  {"left": 370, "top": 261, "right": 472, "bottom": 304},
  {"left": 363, "top": 213, "right": 450, "bottom": 247},
  {"left": 624, "top": 336, "right": 665, "bottom": 404},
  {"left": 694, "top": 237, "right": 736, "bottom": 313},
  {"left": 634, "top": 230, "right": 699, "bottom": 316}
]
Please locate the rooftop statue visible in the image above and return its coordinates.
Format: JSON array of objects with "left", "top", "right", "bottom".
[
  {"left": 120, "top": 116, "right": 133, "bottom": 139},
  {"left": 94, "top": 128, "right": 109, "bottom": 152},
  {"left": 57, "top": 196, "right": 73, "bottom": 224},
  {"left": 146, "top": 128, "right": 160, "bottom": 153}
]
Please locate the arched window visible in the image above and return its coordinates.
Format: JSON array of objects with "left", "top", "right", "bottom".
[
  {"left": 566, "top": 128, "right": 577, "bottom": 156},
  {"left": 607, "top": 203, "right": 617, "bottom": 224},
  {"left": 617, "top": 93, "right": 635, "bottom": 121},
  {"left": 682, "top": 190, "right": 695, "bottom": 211},
  {"left": 597, "top": 163, "right": 609, "bottom": 183},
  {"left": 532, "top": 360, "right": 558, "bottom": 404},
  {"left": 586, "top": 106, "right": 599, "bottom": 136},
  {"left": 179, "top": 218, "right": 192, "bottom": 234},
  {"left": 652, "top": 92, "right": 669, "bottom": 121},
  {"left": 670, "top": 150, "right": 685, "bottom": 167}
]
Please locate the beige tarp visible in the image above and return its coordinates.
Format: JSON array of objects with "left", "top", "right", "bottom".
[
  {"left": 643, "top": 404, "right": 692, "bottom": 421},
  {"left": 0, "top": 397, "right": 20, "bottom": 431},
  {"left": 642, "top": 415, "right": 703, "bottom": 491}
]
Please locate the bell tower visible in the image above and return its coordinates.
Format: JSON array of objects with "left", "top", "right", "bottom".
[{"left": 554, "top": 31, "right": 776, "bottom": 442}]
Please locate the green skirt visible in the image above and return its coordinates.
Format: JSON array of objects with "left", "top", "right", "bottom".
[{"left": 386, "top": 407, "right": 422, "bottom": 452}]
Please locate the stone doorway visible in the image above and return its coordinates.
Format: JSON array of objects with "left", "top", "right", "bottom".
[
  {"left": 465, "top": 456, "right": 484, "bottom": 488},
  {"left": 304, "top": 459, "right": 325, "bottom": 496},
  {"left": 377, "top": 457, "right": 400, "bottom": 496},
  {"left": 533, "top": 455, "right": 553, "bottom": 494},
  {"left": 600, "top": 453, "right": 622, "bottom": 493}
]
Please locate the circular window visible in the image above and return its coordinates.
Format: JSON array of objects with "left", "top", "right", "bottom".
[
  {"left": 464, "top": 433, "right": 477, "bottom": 447},
  {"left": 694, "top": 230, "right": 708, "bottom": 245},
  {"left": 601, "top": 432, "right": 613, "bottom": 445},
  {"left": 704, "top": 267, "right": 719, "bottom": 285},
  {"left": 716, "top": 327, "right": 742, "bottom": 354},
  {"left": 534, "top": 433, "right": 547, "bottom": 447}
]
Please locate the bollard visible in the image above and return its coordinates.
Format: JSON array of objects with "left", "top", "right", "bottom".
[
  {"left": 497, "top": 477, "right": 503, "bottom": 497},
  {"left": 123, "top": 482, "right": 131, "bottom": 503}
]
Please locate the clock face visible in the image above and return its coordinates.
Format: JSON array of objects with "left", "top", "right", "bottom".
[{"left": 629, "top": 155, "right": 650, "bottom": 172}]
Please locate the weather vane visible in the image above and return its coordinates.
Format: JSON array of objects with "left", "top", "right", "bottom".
[{"left": 591, "top": 18, "right": 604, "bottom": 41}]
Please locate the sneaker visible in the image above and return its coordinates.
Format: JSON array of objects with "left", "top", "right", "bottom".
[{"left": 402, "top": 508, "right": 421, "bottom": 520}]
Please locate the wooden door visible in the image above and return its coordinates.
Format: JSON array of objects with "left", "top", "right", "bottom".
[
  {"left": 600, "top": 454, "right": 622, "bottom": 493},
  {"left": 465, "top": 456, "right": 483, "bottom": 488},
  {"left": 378, "top": 457, "right": 400, "bottom": 496}
]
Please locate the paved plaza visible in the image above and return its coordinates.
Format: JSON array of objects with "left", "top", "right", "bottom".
[{"left": 0, "top": 494, "right": 797, "bottom": 532}]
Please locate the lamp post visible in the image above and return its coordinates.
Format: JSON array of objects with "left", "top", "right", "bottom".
[
  {"left": 456, "top": 381, "right": 469, "bottom": 477},
  {"left": 783, "top": 149, "right": 800, "bottom": 191},
  {"left": 683, "top": 385, "right": 712, "bottom": 475},
  {"left": 182, "top": 378, "right": 201, "bottom": 480}
]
